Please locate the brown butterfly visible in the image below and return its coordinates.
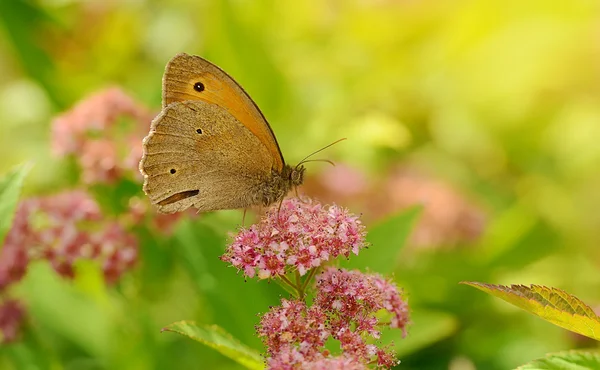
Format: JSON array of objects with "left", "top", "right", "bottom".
[{"left": 139, "top": 53, "right": 305, "bottom": 214}]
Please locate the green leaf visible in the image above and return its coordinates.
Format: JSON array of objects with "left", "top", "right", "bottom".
[
  {"left": 90, "top": 178, "right": 143, "bottom": 216},
  {"left": 0, "top": 163, "right": 31, "bottom": 247},
  {"left": 342, "top": 206, "right": 421, "bottom": 274},
  {"left": 463, "top": 282, "right": 600, "bottom": 341},
  {"left": 0, "top": 0, "right": 62, "bottom": 107},
  {"left": 393, "top": 309, "right": 458, "bottom": 357},
  {"left": 173, "top": 218, "right": 281, "bottom": 349},
  {"left": 516, "top": 350, "right": 600, "bottom": 370},
  {"left": 162, "top": 321, "right": 264, "bottom": 370},
  {"left": 16, "top": 262, "right": 114, "bottom": 358}
]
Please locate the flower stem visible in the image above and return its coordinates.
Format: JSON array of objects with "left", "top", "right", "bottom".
[
  {"left": 295, "top": 271, "right": 304, "bottom": 299},
  {"left": 279, "top": 274, "right": 299, "bottom": 297},
  {"left": 300, "top": 267, "right": 319, "bottom": 295}
]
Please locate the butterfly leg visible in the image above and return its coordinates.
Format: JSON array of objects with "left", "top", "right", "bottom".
[
  {"left": 242, "top": 208, "right": 247, "bottom": 226},
  {"left": 294, "top": 186, "right": 309, "bottom": 204},
  {"left": 276, "top": 197, "right": 285, "bottom": 220}
]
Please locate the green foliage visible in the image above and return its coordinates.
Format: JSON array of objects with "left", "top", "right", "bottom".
[
  {"left": 463, "top": 283, "right": 600, "bottom": 369},
  {"left": 162, "top": 321, "right": 264, "bottom": 370},
  {"left": 172, "top": 217, "right": 283, "bottom": 350},
  {"left": 342, "top": 206, "right": 421, "bottom": 274},
  {"left": 0, "top": 163, "right": 30, "bottom": 247},
  {"left": 17, "top": 262, "right": 114, "bottom": 359},
  {"left": 516, "top": 350, "right": 600, "bottom": 370},
  {"left": 463, "top": 283, "right": 600, "bottom": 341}
]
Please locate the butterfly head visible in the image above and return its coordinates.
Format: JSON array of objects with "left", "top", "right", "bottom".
[{"left": 290, "top": 164, "right": 305, "bottom": 187}]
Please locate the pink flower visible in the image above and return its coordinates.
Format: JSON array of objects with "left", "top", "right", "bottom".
[
  {"left": 257, "top": 269, "right": 408, "bottom": 368},
  {"left": 51, "top": 87, "right": 154, "bottom": 184},
  {"left": 301, "top": 354, "right": 369, "bottom": 370},
  {"left": 257, "top": 299, "right": 328, "bottom": 358},
  {"left": 268, "top": 349, "right": 367, "bottom": 370},
  {"left": 224, "top": 198, "right": 407, "bottom": 368},
  {"left": 79, "top": 139, "right": 121, "bottom": 184},
  {"left": 0, "top": 226, "right": 29, "bottom": 291},
  {"left": 1, "top": 190, "right": 138, "bottom": 287},
  {"left": 316, "top": 268, "right": 410, "bottom": 336},
  {"left": 311, "top": 268, "right": 408, "bottom": 368},
  {"left": 127, "top": 196, "right": 196, "bottom": 236},
  {"left": 221, "top": 199, "right": 367, "bottom": 279},
  {"left": 0, "top": 300, "right": 25, "bottom": 344}
]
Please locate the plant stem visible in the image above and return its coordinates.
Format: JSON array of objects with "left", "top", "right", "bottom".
[
  {"left": 300, "top": 267, "right": 319, "bottom": 294},
  {"left": 279, "top": 274, "right": 299, "bottom": 296},
  {"left": 295, "top": 270, "right": 304, "bottom": 299}
]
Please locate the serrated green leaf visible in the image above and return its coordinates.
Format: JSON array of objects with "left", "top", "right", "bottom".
[
  {"left": 0, "top": 163, "right": 31, "bottom": 247},
  {"left": 162, "top": 321, "right": 264, "bottom": 370},
  {"left": 516, "top": 350, "right": 600, "bottom": 370},
  {"left": 463, "top": 282, "right": 600, "bottom": 340}
]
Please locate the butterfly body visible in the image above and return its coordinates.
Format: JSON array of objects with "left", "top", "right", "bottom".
[{"left": 139, "top": 53, "right": 303, "bottom": 213}]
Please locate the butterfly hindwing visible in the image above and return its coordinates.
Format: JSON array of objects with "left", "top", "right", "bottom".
[{"left": 140, "top": 101, "right": 275, "bottom": 213}]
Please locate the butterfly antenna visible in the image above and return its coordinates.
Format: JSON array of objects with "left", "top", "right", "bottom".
[
  {"left": 298, "top": 159, "right": 336, "bottom": 167},
  {"left": 296, "top": 138, "right": 347, "bottom": 168}
]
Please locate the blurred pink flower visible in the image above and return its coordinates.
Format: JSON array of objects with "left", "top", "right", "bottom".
[
  {"left": 1, "top": 190, "right": 138, "bottom": 287},
  {"left": 123, "top": 136, "right": 145, "bottom": 180},
  {"left": 318, "top": 164, "right": 369, "bottom": 198},
  {"left": 306, "top": 164, "right": 486, "bottom": 250},
  {"left": 51, "top": 87, "right": 154, "bottom": 184},
  {"left": 0, "top": 227, "right": 29, "bottom": 291},
  {"left": 221, "top": 198, "right": 367, "bottom": 279},
  {"left": 384, "top": 167, "right": 486, "bottom": 248},
  {"left": 127, "top": 196, "right": 197, "bottom": 236},
  {"left": 79, "top": 139, "right": 120, "bottom": 184},
  {"left": 0, "top": 300, "right": 25, "bottom": 344}
]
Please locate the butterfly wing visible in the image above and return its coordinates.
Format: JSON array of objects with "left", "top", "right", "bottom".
[
  {"left": 161, "top": 53, "right": 285, "bottom": 171},
  {"left": 140, "top": 100, "right": 275, "bottom": 213}
]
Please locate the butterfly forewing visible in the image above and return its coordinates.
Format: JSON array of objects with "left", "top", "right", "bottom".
[{"left": 162, "top": 53, "right": 284, "bottom": 171}]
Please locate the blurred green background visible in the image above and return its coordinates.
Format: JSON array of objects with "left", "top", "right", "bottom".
[{"left": 2, "top": 0, "right": 600, "bottom": 369}]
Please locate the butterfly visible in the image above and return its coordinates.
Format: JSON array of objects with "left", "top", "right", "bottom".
[{"left": 139, "top": 53, "right": 305, "bottom": 214}]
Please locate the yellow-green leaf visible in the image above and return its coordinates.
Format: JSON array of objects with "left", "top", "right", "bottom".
[
  {"left": 0, "top": 163, "right": 31, "bottom": 247},
  {"left": 516, "top": 350, "right": 600, "bottom": 370},
  {"left": 462, "top": 282, "right": 600, "bottom": 341},
  {"left": 162, "top": 321, "right": 264, "bottom": 370}
]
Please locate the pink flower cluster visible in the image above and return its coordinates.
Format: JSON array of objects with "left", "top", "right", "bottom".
[
  {"left": 0, "top": 190, "right": 138, "bottom": 344},
  {"left": 1, "top": 190, "right": 138, "bottom": 288},
  {"left": 257, "top": 300, "right": 328, "bottom": 359},
  {"left": 50, "top": 87, "right": 192, "bottom": 234},
  {"left": 127, "top": 196, "right": 197, "bottom": 236},
  {"left": 257, "top": 268, "right": 409, "bottom": 369},
  {"left": 51, "top": 87, "right": 154, "bottom": 184},
  {"left": 221, "top": 199, "right": 367, "bottom": 279},
  {"left": 269, "top": 351, "right": 368, "bottom": 370},
  {"left": 316, "top": 268, "right": 410, "bottom": 336},
  {"left": 0, "top": 300, "right": 25, "bottom": 344}
]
